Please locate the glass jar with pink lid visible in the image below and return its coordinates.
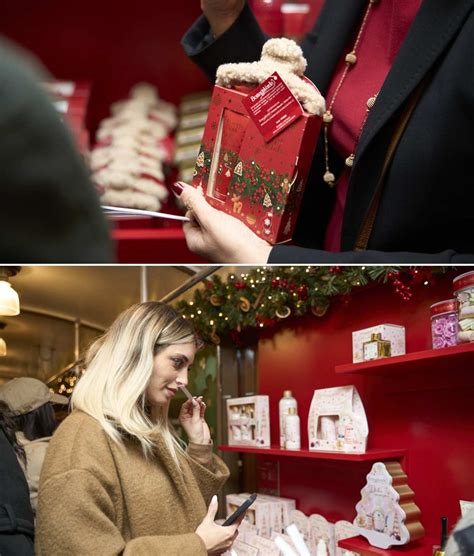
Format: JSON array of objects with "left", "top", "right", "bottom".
[
  {"left": 430, "top": 299, "right": 459, "bottom": 349},
  {"left": 453, "top": 271, "right": 474, "bottom": 343}
]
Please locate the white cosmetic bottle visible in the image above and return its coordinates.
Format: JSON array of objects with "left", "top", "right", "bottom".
[
  {"left": 285, "top": 407, "right": 301, "bottom": 450},
  {"left": 279, "top": 390, "right": 297, "bottom": 448},
  {"left": 316, "top": 538, "right": 328, "bottom": 556}
]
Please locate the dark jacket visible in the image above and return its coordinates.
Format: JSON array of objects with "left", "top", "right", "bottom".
[
  {"left": 182, "top": 0, "right": 474, "bottom": 262},
  {"left": 0, "top": 427, "right": 35, "bottom": 556},
  {"left": 0, "top": 38, "right": 113, "bottom": 262}
]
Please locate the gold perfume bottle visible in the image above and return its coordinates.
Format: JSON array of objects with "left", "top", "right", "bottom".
[{"left": 362, "top": 333, "right": 391, "bottom": 361}]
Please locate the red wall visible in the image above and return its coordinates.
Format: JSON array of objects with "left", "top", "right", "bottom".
[
  {"left": 0, "top": 1, "right": 211, "bottom": 130},
  {"left": 257, "top": 270, "right": 474, "bottom": 542}
]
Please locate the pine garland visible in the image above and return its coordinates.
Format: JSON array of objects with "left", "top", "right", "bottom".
[{"left": 175, "top": 266, "right": 447, "bottom": 345}]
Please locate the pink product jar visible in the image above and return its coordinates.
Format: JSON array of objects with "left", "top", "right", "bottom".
[
  {"left": 430, "top": 299, "right": 459, "bottom": 349},
  {"left": 453, "top": 271, "right": 474, "bottom": 343}
]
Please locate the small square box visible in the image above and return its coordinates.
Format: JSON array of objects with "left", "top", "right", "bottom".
[
  {"left": 352, "top": 324, "right": 406, "bottom": 363},
  {"left": 226, "top": 395, "right": 270, "bottom": 447}
]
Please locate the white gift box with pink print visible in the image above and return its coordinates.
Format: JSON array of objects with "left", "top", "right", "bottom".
[
  {"left": 226, "top": 395, "right": 270, "bottom": 447},
  {"left": 352, "top": 324, "right": 406, "bottom": 363},
  {"left": 308, "top": 386, "right": 369, "bottom": 453}
]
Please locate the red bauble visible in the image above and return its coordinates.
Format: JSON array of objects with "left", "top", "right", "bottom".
[
  {"left": 234, "top": 281, "right": 246, "bottom": 289},
  {"left": 329, "top": 266, "right": 341, "bottom": 273}
]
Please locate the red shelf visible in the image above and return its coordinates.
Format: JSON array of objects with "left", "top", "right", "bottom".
[
  {"left": 338, "top": 536, "right": 436, "bottom": 556},
  {"left": 335, "top": 342, "right": 474, "bottom": 376},
  {"left": 112, "top": 228, "right": 206, "bottom": 263},
  {"left": 218, "top": 445, "right": 407, "bottom": 461}
]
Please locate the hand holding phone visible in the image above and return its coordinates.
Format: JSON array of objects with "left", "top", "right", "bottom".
[{"left": 223, "top": 493, "right": 257, "bottom": 526}]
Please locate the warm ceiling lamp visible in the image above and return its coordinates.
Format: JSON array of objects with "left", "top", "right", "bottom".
[
  {"left": 0, "top": 322, "right": 6, "bottom": 356},
  {"left": 0, "top": 267, "right": 20, "bottom": 316}
]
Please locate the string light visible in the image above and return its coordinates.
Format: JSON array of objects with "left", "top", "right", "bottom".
[{"left": 175, "top": 267, "right": 445, "bottom": 345}]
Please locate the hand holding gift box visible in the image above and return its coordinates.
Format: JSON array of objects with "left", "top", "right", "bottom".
[{"left": 190, "top": 38, "right": 324, "bottom": 245}]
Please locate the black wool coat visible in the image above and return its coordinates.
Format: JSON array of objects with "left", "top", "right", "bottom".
[
  {"left": 0, "top": 39, "right": 113, "bottom": 263},
  {"left": 182, "top": 0, "right": 474, "bottom": 262},
  {"left": 0, "top": 427, "right": 35, "bottom": 556}
]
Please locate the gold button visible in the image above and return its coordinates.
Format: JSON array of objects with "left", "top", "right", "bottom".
[
  {"left": 323, "top": 111, "right": 334, "bottom": 123},
  {"left": 323, "top": 171, "right": 335, "bottom": 186},
  {"left": 345, "top": 51, "right": 357, "bottom": 65},
  {"left": 366, "top": 96, "right": 377, "bottom": 109}
]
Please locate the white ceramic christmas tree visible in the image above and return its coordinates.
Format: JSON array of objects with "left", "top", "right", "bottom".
[{"left": 354, "top": 461, "right": 424, "bottom": 549}]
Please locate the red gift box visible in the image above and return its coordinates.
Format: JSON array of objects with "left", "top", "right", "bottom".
[{"left": 191, "top": 83, "right": 321, "bottom": 244}]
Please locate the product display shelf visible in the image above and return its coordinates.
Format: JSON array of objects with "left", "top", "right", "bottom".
[
  {"left": 218, "top": 445, "right": 407, "bottom": 462},
  {"left": 112, "top": 228, "right": 205, "bottom": 263},
  {"left": 335, "top": 342, "right": 474, "bottom": 376},
  {"left": 338, "top": 535, "right": 436, "bottom": 556}
]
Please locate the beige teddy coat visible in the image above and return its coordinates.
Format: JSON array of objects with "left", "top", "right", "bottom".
[{"left": 35, "top": 411, "right": 230, "bottom": 555}]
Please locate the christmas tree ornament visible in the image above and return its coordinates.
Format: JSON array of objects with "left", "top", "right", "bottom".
[
  {"left": 209, "top": 327, "right": 220, "bottom": 345},
  {"left": 239, "top": 297, "right": 251, "bottom": 312},
  {"left": 210, "top": 294, "right": 222, "bottom": 307},
  {"left": 196, "top": 151, "right": 205, "bottom": 167},
  {"left": 354, "top": 461, "right": 425, "bottom": 549},
  {"left": 231, "top": 194, "right": 243, "bottom": 214},
  {"left": 276, "top": 306, "right": 291, "bottom": 319},
  {"left": 234, "top": 161, "right": 243, "bottom": 176},
  {"left": 311, "top": 304, "right": 328, "bottom": 317},
  {"left": 263, "top": 191, "right": 272, "bottom": 208}
]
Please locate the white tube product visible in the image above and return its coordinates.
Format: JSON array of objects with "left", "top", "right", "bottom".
[
  {"left": 285, "top": 407, "right": 301, "bottom": 450},
  {"left": 286, "top": 524, "right": 311, "bottom": 556},
  {"left": 316, "top": 538, "right": 328, "bottom": 556},
  {"left": 279, "top": 390, "right": 297, "bottom": 448},
  {"left": 274, "top": 536, "right": 299, "bottom": 556}
]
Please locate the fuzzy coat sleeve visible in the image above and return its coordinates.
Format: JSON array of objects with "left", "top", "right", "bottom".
[
  {"left": 36, "top": 468, "right": 206, "bottom": 556},
  {"left": 186, "top": 443, "right": 230, "bottom": 506}
]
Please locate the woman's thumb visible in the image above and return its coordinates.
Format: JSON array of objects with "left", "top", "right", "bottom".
[{"left": 206, "top": 495, "right": 219, "bottom": 521}]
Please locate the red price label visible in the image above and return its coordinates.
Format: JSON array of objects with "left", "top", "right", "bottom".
[{"left": 242, "top": 71, "right": 304, "bottom": 142}]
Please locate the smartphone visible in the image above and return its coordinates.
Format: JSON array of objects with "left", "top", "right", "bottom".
[{"left": 223, "top": 493, "right": 257, "bottom": 526}]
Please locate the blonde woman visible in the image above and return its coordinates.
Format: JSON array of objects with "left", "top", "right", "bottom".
[{"left": 36, "top": 302, "right": 238, "bottom": 555}]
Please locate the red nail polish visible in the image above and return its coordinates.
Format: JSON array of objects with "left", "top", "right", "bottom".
[{"left": 171, "top": 182, "right": 184, "bottom": 197}]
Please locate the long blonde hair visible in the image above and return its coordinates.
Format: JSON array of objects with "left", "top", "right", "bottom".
[{"left": 71, "top": 301, "right": 198, "bottom": 462}]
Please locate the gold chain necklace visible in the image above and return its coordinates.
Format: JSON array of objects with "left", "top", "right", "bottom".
[{"left": 323, "top": 0, "right": 380, "bottom": 187}]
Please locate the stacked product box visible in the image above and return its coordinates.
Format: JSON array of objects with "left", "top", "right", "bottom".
[
  {"left": 175, "top": 92, "right": 211, "bottom": 184},
  {"left": 42, "top": 80, "right": 92, "bottom": 154}
]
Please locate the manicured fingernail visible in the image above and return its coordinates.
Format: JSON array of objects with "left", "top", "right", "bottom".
[{"left": 171, "top": 182, "right": 185, "bottom": 197}]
